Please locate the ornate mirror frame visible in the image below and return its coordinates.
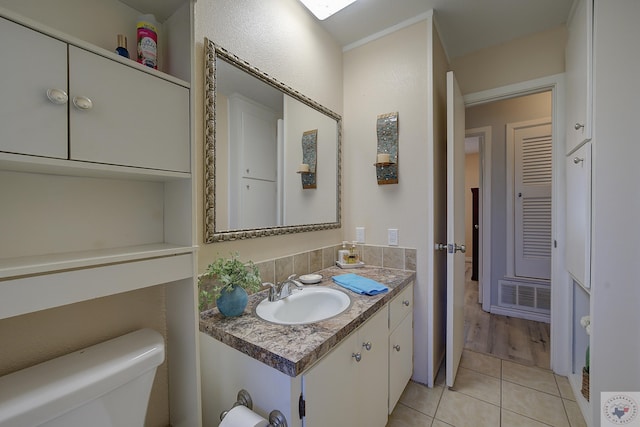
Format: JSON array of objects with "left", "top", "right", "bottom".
[{"left": 204, "top": 39, "right": 342, "bottom": 243}]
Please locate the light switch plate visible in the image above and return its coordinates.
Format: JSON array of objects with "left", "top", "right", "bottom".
[
  {"left": 388, "top": 228, "right": 398, "bottom": 246},
  {"left": 355, "top": 227, "right": 365, "bottom": 243}
]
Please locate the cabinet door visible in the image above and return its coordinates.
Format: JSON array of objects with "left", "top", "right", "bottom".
[
  {"left": 389, "top": 313, "right": 413, "bottom": 413},
  {"left": 565, "top": 0, "right": 593, "bottom": 154},
  {"left": 68, "top": 46, "right": 190, "bottom": 172},
  {"left": 565, "top": 143, "right": 591, "bottom": 288},
  {"left": 302, "top": 332, "right": 358, "bottom": 426},
  {"left": 357, "top": 306, "right": 389, "bottom": 427},
  {"left": 0, "top": 17, "right": 67, "bottom": 159}
]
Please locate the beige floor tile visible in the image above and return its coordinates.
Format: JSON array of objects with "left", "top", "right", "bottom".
[
  {"left": 398, "top": 381, "right": 443, "bottom": 417},
  {"left": 435, "top": 387, "right": 500, "bottom": 426},
  {"left": 563, "top": 399, "right": 587, "bottom": 427},
  {"left": 502, "top": 381, "right": 569, "bottom": 427},
  {"left": 555, "top": 375, "right": 576, "bottom": 401},
  {"left": 451, "top": 367, "right": 501, "bottom": 406},
  {"left": 503, "top": 360, "right": 560, "bottom": 396},
  {"left": 460, "top": 349, "right": 502, "bottom": 378},
  {"left": 431, "top": 420, "right": 454, "bottom": 427},
  {"left": 501, "top": 409, "right": 551, "bottom": 426},
  {"left": 434, "top": 365, "right": 446, "bottom": 387},
  {"left": 386, "top": 403, "right": 434, "bottom": 427}
]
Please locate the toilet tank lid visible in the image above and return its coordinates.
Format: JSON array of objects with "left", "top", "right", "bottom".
[{"left": 0, "top": 328, "right": 164, "bottom": 427}]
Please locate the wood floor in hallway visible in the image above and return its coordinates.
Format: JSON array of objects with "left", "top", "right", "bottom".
[{"left": 463, "top": 264, "right": 551, "bottom": 370}]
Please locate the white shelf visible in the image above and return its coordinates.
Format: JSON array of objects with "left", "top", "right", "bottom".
[
  {"left": 0, "top": 244, "right": 196, "bottom": 280},
  {"left": 0, "top": 152, "right": 191, "bottom": 182}
]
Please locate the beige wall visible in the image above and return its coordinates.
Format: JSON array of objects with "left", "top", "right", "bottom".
[
  {"left": 195, "top": 0, "right": 344, "bottom": 267},
  {"left": 451, "top": 25, "right": 567, "bottom": 95},
  {"left": 343, "top": 15, "right": 448, "bottom": 384}
]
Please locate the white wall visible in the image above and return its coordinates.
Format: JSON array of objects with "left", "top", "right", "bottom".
[
  {"left": 590, "top": 0, "right": 640, "bottom": 422},
  {"left": 195, "top": 0, "right": 344, "bottom": 266},
  {"left": 343, "top": 15, "right": 449, "bottom": 385}
]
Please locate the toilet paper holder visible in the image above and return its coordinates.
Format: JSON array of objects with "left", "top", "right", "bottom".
[{"left": 220, "top": 389, "right": 288, "bottom": 427}]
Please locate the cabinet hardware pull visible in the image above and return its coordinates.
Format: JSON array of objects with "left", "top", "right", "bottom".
[
  {"left": 394, "top": 345, "right": 401, "bottom": 352},
  {"left": 352, "top": 352, "right": 362, "bottom": 362},
  {"left": 72, "top": 96, "right": 93, "bottom": 110},
  {"left": 46, "top": 88, "right": 68, "bottom": 105},
  {"left": 574, "top": 123, "right": 585, "bottom": 130},
  {"left": 402, "top": 300, "right": 410, "bottom": 307},
  {"left": 362, "top": 342, "right": 372, "bottom": 351},
  {"left": 573, "top": 157, "right": 584, "bottom": 164}
]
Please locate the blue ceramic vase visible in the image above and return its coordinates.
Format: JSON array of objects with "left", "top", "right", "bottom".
[{"left": 216, "top": 285, "right": 248, "bottom": 317}]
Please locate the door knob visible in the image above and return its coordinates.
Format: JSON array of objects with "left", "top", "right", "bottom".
[
  {"left": 46, "top": 88, "right": 68, "bottom": 105},
  {"left": 574, "top": 122, "right": 585, "bottom": 130},
  {"left": 352, "top": 352, "right": 362, "bottom": 362},
  {"left": 474, "top": 224, "right": 479, "bottom": 230},
  {"left": 362, "top": 342, "right": 372, "bottom": 351},
  {"left": 72, "top": 96, "right": 93, "bottom": 110}
]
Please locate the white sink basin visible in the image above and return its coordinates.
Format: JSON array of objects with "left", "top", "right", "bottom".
[{"left": 255, "top": 287, "right": 351, "bottom": 325}]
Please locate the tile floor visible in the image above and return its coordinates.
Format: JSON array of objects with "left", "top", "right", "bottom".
[{"left": 387, "top": 349, "right": 587, "bottom": 427}]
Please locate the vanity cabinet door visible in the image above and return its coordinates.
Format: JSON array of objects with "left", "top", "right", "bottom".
[
  {"left": 565, "top": 142, "right": 591, "bottom": 288},
  {"left": 0, "top": 17, "right": 68, "bottom": 159},
  {"left": 389, "top": 313, "right": 413, "bottom": 413},
  {"left": 68, "top": 46, "right": 190, "bottom": 172},
  {"left": 357, "top": 306, "right": 389, "bottom": 427},
  {"left": 565, "top": 0, "right": 593, "bottom": 154},
  {"left": 302, "top": 306, "right": 389, "bottom": 427},
  {"left": 302, "top": 330, "right": 358, "bottom": 426}
]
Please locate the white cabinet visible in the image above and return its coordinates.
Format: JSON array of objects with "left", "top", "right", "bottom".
[
  {"left": 0, "top": 17, "right": 68, "bottom": 159},
  {"left": 303, "top": 305, "right": 389, "bottom": 427},
  {"left": 69, "top": 46, "right": 190, "bottom": 172},
  {"left": 565, "top": 0, "right": 593, "bottom": 154},
  {"left": 389, "top": 284, "right": 414, "bottom": 413},
  {"left": 565, "top": 142, "right": 591, "bottom": 288},
  {"left": 0, "top": 17, "right": 190, "bottom": 172}
]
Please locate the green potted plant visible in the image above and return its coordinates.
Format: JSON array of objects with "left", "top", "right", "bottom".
[{"left": 199, "top": 253, "right": 261, "bottom": 316}]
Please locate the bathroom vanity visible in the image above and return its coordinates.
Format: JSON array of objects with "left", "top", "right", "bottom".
[{"left": 199, "top": 266, "right": 415, "bottom": 427}]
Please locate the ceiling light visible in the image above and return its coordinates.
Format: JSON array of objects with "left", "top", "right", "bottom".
[{"left": 299, "top": 0, "right": 357, "bottom": 20}]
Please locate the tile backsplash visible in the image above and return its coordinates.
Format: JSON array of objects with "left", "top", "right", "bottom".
[{"left": 256, "top": 244, "right": 416, "bottom": 284}]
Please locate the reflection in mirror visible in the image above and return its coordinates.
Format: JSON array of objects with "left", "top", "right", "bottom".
[{"left": 204, "top": 39, "right": 342, "bottom": 242}]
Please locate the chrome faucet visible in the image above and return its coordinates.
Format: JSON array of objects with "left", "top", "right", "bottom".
[{"left": 268, "top": 274, "right": 304, "bottom": 302}]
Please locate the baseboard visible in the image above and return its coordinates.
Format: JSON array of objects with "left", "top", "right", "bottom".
[{"left": 490, "top": 305, "right": 550, "bottom": 323}]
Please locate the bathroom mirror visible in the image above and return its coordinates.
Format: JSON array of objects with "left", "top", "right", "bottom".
[{"left": 204, "top": 39, "right": 342, "bottom": 242}]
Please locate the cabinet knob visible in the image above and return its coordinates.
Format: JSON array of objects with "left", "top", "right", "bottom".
[
  {"left": 573, "top": 157, "right": 584, "bottom": 165},
  {"left": 46, "top": 88, "right": 68, "bottom": 105},
  {"left": 574, "top": 123, "right": 585, "bottom": 131},
  {"left": 393, "top": 345, "right": 401, "bottom": 352},
  {"left": 72, "top": 96, "right": 93, "bottom": 111},
  {"left": 362, "top": 342, "right": 372, "bottom": 351},
  {"left": 403, "top": 300, "right": 410, "bottom": 307},
  {"left": 352, "top": 352, "right": 362, "bottom": 362}
]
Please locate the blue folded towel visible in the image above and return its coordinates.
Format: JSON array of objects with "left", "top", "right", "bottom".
[{"left": 332, "top": 273, "right": 389, "bottom": 296}]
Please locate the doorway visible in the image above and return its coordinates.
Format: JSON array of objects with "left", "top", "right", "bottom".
[{"left": 460, "top": 76, "right": 567, "bottom": 372}]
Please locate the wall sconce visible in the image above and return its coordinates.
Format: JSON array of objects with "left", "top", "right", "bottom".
[
  {"left": 374, "top": 112, "right": 398, "bottom": 185},
  {"left": 298, "top": 129, "right": 317, "bottom": 189}
]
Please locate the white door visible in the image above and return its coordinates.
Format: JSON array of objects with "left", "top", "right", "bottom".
[
  {"left": 446, "top": 71, "right": 466, "bottom": 388},
  {"left": 509, "top": 120, "right": 553, "bottom": 280}
]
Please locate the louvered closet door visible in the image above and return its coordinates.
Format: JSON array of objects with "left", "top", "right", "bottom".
[{"left": 514, "top": 122, "right": 552, "bottom": 280}]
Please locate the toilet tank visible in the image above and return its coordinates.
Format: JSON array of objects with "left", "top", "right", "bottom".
[{"left": 0, "top": 328, "right": 165, "bottom": 427}]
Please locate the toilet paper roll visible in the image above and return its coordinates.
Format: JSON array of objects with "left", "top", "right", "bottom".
[{"left": 219, "top": 405, "right": 269, "bottom": 427}]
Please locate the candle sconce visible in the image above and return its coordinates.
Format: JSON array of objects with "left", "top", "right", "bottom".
[
  {"left": 298, "top": 129, "right": 317, "bottom": 189},
  {"left": 374, "top": 112, "right": 398, "bottom": 185}
]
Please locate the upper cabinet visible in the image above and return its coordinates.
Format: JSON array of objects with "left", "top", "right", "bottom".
[{"left": 565, "top": 0, "right": 593, "bottom": 155}]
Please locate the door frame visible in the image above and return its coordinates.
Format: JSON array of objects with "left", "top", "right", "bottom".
[
  {"left": 463, "top": 73, "right": 569, "bottom": 375},
  {"left": 465, "top": 126, "right": 492, "bottom": 312}
]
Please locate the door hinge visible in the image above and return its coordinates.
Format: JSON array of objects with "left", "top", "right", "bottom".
[
  {"left": 554, "top": 239, "right": 557, "bottom": 248},
  {"left": 299, "top": 394, "right": 306, "bottom": 419}
]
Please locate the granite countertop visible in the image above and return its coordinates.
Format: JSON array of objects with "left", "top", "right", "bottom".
[{"left": 199, "top": 265, "right": 415, "bottom": 377}]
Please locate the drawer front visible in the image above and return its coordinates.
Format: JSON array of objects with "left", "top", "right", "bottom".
[{"left": 389, "top": 283, "right": 413, "bottom": 332}]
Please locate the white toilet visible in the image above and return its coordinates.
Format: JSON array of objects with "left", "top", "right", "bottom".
[{"left": 0, "top": 328, "right": 165, "bottom": 427}]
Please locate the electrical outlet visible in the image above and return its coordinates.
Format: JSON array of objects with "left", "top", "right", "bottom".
[
  {"left": 388, "top": 228, "right": 398, "bottom": 246},
  {"left": 355, "top": 227, "right": 365, "bottom": 243}
]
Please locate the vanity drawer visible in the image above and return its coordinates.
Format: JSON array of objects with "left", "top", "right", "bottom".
[{"left": 389, "top": 283, "right": 413, "bottom": 331}]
